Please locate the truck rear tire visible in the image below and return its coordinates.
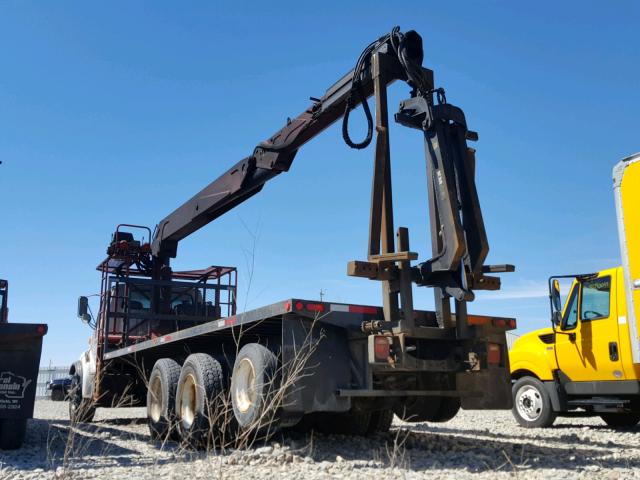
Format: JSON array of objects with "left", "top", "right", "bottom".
[
  {"left": 512, "top": 376, "right": 556, "bottom": 428},
  {"left": 314, "top": 411, "right": 372, "bottom": 436},
  {"left": 69, "top": 374, "right": 96, "bottom": 424},
  {"left": 430, "top": 397, "right": 461, "bottom": 423},
  {"left": 0, "top": 418, "right": 27, "bottom": 450},
  {"left": 176, "top": 353, "right": 226, "bottom": 448},
  {"left": 51, "top": 389, "right": 65, "bottom": 402},
  {"left": 147, "top": 358, "right": 181, "bottom": 441},
  {"left": 394, "top": 396, "right": 459, "bottom": 423},
  {"left": 231, "top": 343, "right": 279, "bottom": 432},
  {"left": 600, "top": 413, "right": 640, "bottom": 428},
  {"left": 367, "top": 409, "right": 394, "bottom": 433}
]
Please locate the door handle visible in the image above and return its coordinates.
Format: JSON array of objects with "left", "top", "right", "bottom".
[{"left": 609, "top": 341, "right": 619, "bottom": 362}]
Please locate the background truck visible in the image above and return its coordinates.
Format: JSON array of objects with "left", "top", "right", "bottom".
[
  {"left": 71, "top": 27, "right": 516, "bottom": 448},
  {"left": 509, "top": 152, "right": 640, "bottom": 428},
  {"left": 0, "top": 279, "right": 48, "bottom": 449}
]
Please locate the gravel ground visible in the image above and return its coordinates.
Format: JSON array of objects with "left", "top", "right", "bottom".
[{"left": 0, "top": 401, "right": 639, "bottom": 479}]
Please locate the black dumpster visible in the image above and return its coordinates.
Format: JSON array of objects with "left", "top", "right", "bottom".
[{"left": 0, "top": 322, "right": 47, "bottom": 450}]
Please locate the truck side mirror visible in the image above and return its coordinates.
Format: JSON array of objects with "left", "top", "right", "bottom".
[
  {"left": 77, "top": 296, "right": 91, "bottom": 323},
  {"left": 550, "top": 279, "right": 562, "bottom": 325}
]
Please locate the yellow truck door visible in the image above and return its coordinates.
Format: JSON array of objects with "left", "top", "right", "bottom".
[
  {"left": 555, "top": 272, "right": 624, "bottom": 381},
  {"left": 613, "top": 153, "right": 640, "bottom": 378}
]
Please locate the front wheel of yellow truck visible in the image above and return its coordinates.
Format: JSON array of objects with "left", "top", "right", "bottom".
[{"left": 512, "top": 376, "right": 556, "bottom": 428}]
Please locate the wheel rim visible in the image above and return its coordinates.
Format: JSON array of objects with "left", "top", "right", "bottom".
[
  {"left": 234, "top": 358, "right": 257, "bottom": 414},
  {"left": 516, "top": 385, "right": 543, "bottom": 421},
  {"left": 149, "top": 375, "right": 163, "bottom": 423},
  {"left": 180, "top": 373, "right": 197, "bottom": 429}
]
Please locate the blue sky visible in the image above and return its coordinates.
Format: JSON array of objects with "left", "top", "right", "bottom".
[{"left": 1, "top": 1, "right": 638, "bottom": 366}]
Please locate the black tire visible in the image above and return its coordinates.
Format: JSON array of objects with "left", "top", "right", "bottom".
[
  {"left": 288, "top": 413, "right": 316, "bottom": 433},
  {"left": 511, "top": 376, "right": 556, "bottom": 428},
  {"left": 394, "top": 396, "right": 441, "bottom": 423},
  {"left": 394, "top": 396, "right": 461, "bottom": 423},
  {"left": 430, "top": 397, "right": 461, "bottom": 423},
  {"left": 0, "top": 418, "right": 27, "bottom": 450},
  {"left": 367, "top": 409, "right": 394, "bottom": 434},
  {"left": 600, "top": 413, "right": 640, "bottom": 428},
  {"left": 176, "top": 353, "right": 226, "bottom": 448},
  {"left": 51, "top": 389, "right": 65, "bottom": 402},
  {"left": 147, "top": 358, "right": 181, "bottom": 441},
  {"left": 69, "top": 373, "right": 96, "bottom": 424},
  {"left": 231, "top": 343, "right": 279, "bottom": 432},
  {"left": 315, "top": 411, "right": 372, "bottom": 436}
]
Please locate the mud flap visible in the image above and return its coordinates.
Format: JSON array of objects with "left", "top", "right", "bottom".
[{"left": 457, "top": 368, "right": 512, "bottom": 409}]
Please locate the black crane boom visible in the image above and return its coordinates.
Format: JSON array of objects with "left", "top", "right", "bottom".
[{"left": 147, "top": 27, "right": 513, "bottom": 332}]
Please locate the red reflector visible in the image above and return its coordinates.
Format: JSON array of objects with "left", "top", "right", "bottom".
[
  {"left": 295, "top": 302, "right": 304, "bottom": 311},
  {"left": 374, "top": 336, "right": 390, "bottom": 361},
  {"left": 508, "top": 319, "right": 517, "bottom": 329},
  {"left": 36, "top": 325, "right": 46, "bottom": 334},
  {"left": 306, "top": 303, "right": 325, "bottom": 313},
  {"left": 349, "top": 305, "right": 378, "bottom": 315},
  {"left": 487, "top": 343, "right": 501, "bottom": 365},
  {"left": 224, "top": 317, "right": 236, "bottom": 326},
  {"left": 284, "top": 302, "right": 292, "bottom": 312},
  {"left": 468, "top": 316, "right": 489, "bottom": 326}
]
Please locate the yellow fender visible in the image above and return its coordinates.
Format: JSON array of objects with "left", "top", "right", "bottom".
[{"left": 509, "top": 328, "right": 558, "bottom": 381}]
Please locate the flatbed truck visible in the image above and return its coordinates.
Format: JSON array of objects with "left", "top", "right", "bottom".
[{"left": 71, "top": 27, "right": 517, "bottom": 447}]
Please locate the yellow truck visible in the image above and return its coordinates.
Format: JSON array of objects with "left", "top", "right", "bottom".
[{"left": 509, "top": 152, "right": 640, "bottom": 428}]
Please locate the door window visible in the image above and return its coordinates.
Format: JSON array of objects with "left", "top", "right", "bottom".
[
  {"left": 562, "top": 285, "right": 579, "bottom": 330},
  {"left": 580, "top": 276, "right": 611, "bottom": 321}
]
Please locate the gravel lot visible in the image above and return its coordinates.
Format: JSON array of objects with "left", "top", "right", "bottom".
[{"left": 1, "top": 401, "right": 639, "bottom": 479}]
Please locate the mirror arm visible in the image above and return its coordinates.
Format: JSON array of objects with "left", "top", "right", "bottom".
[{"left": 551, "top": 325, "right": 576, "bottom": 342}]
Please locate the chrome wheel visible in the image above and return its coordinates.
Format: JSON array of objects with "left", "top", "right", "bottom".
[
  {"left": 233, "top": 358, "right": 256, "bottom": 414},
  {"left": 180, "top": 373, "right": 197, "bottom": 429},
  {"left": 516, "top": 384, "right": 543, "bottom": 421},
  {"left": 149, "top": 375, "right": 163, "bottom": 423}
]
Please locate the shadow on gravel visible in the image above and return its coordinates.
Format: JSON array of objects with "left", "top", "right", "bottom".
[
  {"left": 0, "top": 418, "right": 185, "bottom": 473},
  {"left": 3, "top": 415, "right": 638, "bottom": 476},
  {"left": 417, "top": 424, "right": 640, "bottom": 451},
  {"left": 283, "top": 426, "right": 640, "bottom": 474}
]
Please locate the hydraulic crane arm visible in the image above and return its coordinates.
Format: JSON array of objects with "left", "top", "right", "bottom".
[
  {"left": 151, "top": 29, "right": 427, "bottom": 261},
  {"left": 147, "top": 27, "right": 513, "bottom": 333}
]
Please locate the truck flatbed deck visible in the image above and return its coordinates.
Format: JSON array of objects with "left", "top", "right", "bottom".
[{"left": 103, "top": 297, "right": 513, "bottom": 360}]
